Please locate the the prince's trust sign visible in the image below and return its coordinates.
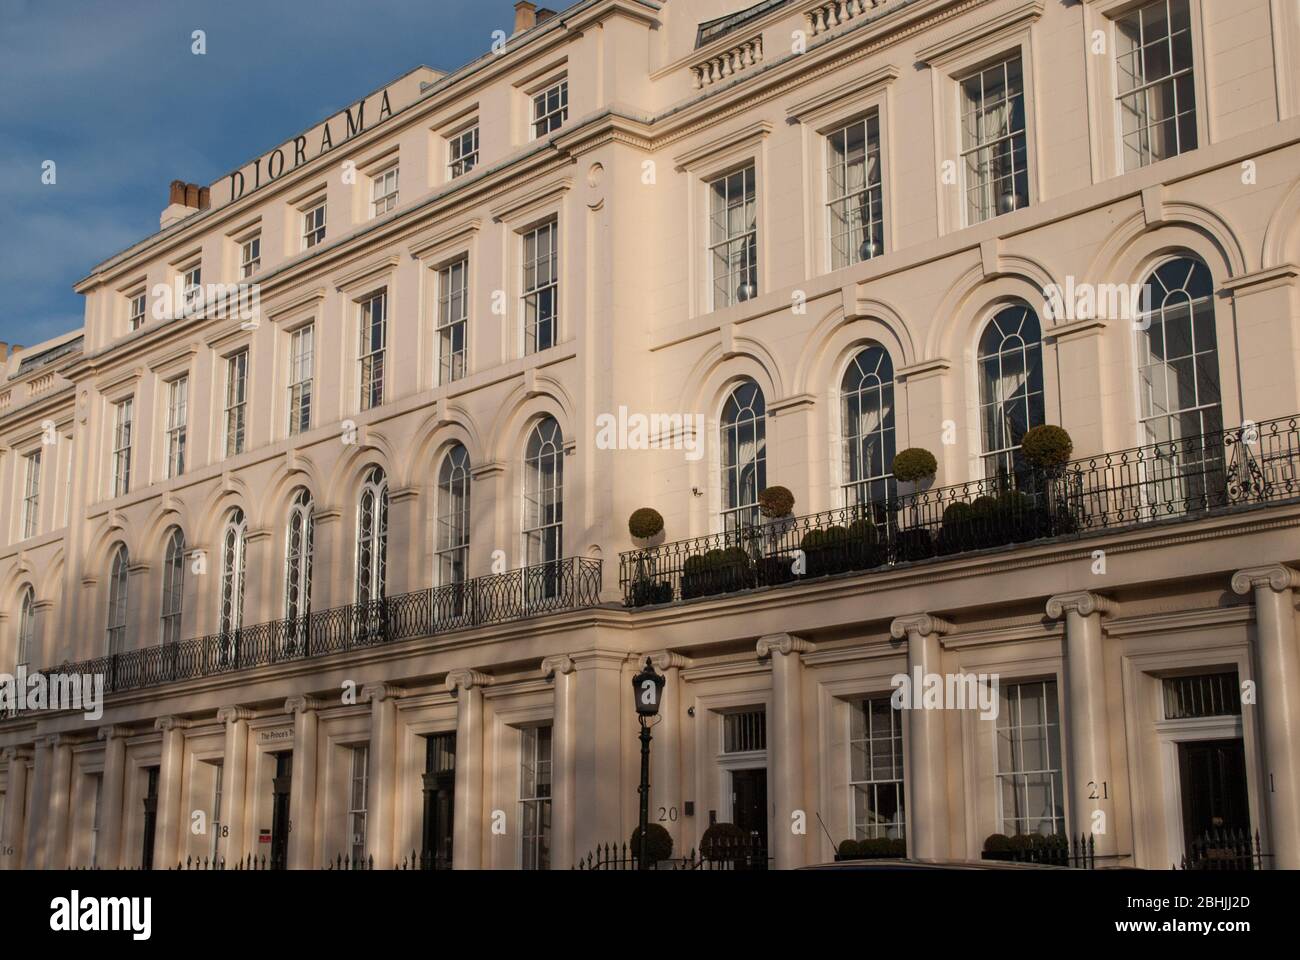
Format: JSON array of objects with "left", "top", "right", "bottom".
[{"left": 215, "top": 88, "right": 396, "bottom": 207}]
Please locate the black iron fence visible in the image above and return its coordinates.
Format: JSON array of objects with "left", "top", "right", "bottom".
[
  {"left": 576, "top": 835, "right": 771, "bottom": 871},
  {"left": 26, "top": 557, "right": 602, "bottom": 699},
  {"left": 621, "top": 417, "right": 1300, "bottom": 607},
  {"left": 1180, "top": 829, "right": 1267, "bottom": 870}
]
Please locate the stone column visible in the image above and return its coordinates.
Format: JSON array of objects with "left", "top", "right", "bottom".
[
  {"left": 541, "top": 655, "right": 576, "bottom": 870},
  {"left": 43, "top": 735, "right": 75, "bottom": 870},
  {"left": 96, "top": 726, "right": 131, "bottom": 869},
  {"left": 571, "top": 651, "right": 627, "bottom": 860},
  {"left": 1047, "top": 591, "right": 1118, "bottom": 857},
  {"left": 362, "top": 683, "right": 403, "bottom": 868},
  {"left": 217, "top": 706, "right": 253, "bottom": 863},
  {"left": 447, "top": 669, "right": 493, "bottom": 869},
  {"left": 23, "top": 737, "right": 52, "bottom": 869},
  {"left": 0, "top": 747, "right": 31, "bottom": 870},
  {"left": 890, "top": 613, "right": 954, "bottom": 860},
  {"left": 1232, "top": 564, "right": 1300, "bottom": 869},
  {"left": 153, "top": 717, "right": 190, "bottom": 869},
  {"left": 758, "top": 634, "right": 816, "bottom": 869},
  {"left": 385, "top": 488, "right": 423, "bottom": 597},
  {"left": 649, "top": 652, "right": 692, "bottom": 854},
  {"left": 286, "top": 697, "right": 324, "bottom": 870}
]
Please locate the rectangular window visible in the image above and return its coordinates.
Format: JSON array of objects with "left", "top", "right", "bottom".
[
  {"left": 288, "top": 325, "right": 314, "bottom": 436},
  {"left": 165, "top": 377, "right": 188, "bottom": 479},
  {"left": 532, "top": 80, "right": 568, "bottom": 138},
  {"left": 223, "top": 351, "right": 248, "bottom": 457},
  {"left": 90, "top": 774, "right": 104, "bottom": 868},
  {"left": 723, "top": 708, "right": 767, "bottom": 754},
  {"left": 112, "top": 398, "right": 133, "bottom": 497},
  {"left": 448, "top": 126, "right": 479, "bottom": 179},
  {"left": 240, "top": 235, "right": 261, "bottom": 278},
  {"left": 960, "top": 54, "right": 1029, "bottom": 225},
  {"left": 349, "top": 745, "right": 369, "bottom": 864},
  {"left": 519, "top": 725, "right": 552, "bottom": 870},
  {"left": 128, "top": 292, "right": 147, "bottom": 331},
  {"left": 709, "top": 165, "right": 758, "bottom": 309},
  {"left": 1163, "top": 671, "right": 1242, "bottom": 720},
  {"left": 302, "top": 201, "right": 326, "bottom": 250},
  {"left": 210, "top": 762, "right": 224, "bottom": 862},
  {"left": 182, "top": 263, "right": 202, "bottom": 314},
  {"left": 850, "top": 696, "right": 905, "bottom": 840},
  {"left": 996, "top": 680, "right": 1065, "bottom": 837},
  {"left": 438, "top": 259, "right": 469, "bottom": 384},
  {"left": 21, "top": 451, "right": 41, "bottom": 539},
  {"left": 359, "top": 292, "right": 387, "bottom": 411},
  {"left": 522, "top": 221, "right": 558, "bottom": 355},
  {"left": 371, "top": 166, "right": 399, "bottom": 218},
  {"left": 1116, "top": 0, "right": 1197, "bottom": 171},
  {"left": 827, "top": 111, "right": 884, "bottom": 269}
]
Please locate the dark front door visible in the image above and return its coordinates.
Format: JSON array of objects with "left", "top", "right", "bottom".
[
  {"left": 141, "top": 766, "right": 160, "bottom": 869},
  {"left": 421, "top": 732, "right": 456, "bottom": 870},
  {"left": 270, "top": 753, "right": 293, "bottom": 870},
  {"left": 1179, "top": 738, "right": 1250, "bottom": 860},
  {"left": 731, "top": 768, "right": 768, "bottom": 868}
]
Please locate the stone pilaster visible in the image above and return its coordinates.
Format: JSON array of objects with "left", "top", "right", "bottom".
[
  {"left": 446, "top": 669, "right": 493, "bottom": 869},
  {"left": 648, "top": 651, "right": 692, "bottom": 854},
  {"left": 362, "top": 683, "right": 404, "bottom": 868},
  {"left": 757, "top": 634, "right": 816, "bottom": 869},
  {"left": 153, "top": 716, "right": 191, "bottom": 868},
  {"left": 285, "top": 696, "right": 325, "bottom": 869},
  {"left": 217, "top": 706, "right": 254, "bottom": 861},
  {"left": 541, "top": 655, "right": 576, "bottom": 870},
  {"left": 96, "top": 725, "right": 132, "bottom": 869}
]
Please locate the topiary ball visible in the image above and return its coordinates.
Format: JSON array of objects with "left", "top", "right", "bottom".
[
  {"left": 893, "top": 448, "right": 938, "bottom": 483},
  {"left": 630, "top": 822, "right": 674, "bottom": 862},
  {"left": 628, "top": 507, "right": 665, "bottom": 540},
  {"left": 1021, "top": 425, "right": 1073, "bottom": 470},
  {"left": 758, "top": 485, "right": 795, "bottom": 518}
]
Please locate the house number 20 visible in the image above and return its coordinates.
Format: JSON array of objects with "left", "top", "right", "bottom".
[{"left": 658, "top": 806, "right": 679, "bottom": 823}]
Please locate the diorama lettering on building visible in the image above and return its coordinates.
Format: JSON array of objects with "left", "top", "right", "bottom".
[{"left": 224, "top": 90, "right": 395, "bottom": 204}]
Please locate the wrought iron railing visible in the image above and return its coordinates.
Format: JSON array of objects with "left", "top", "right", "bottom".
[
  {"left": 1180, "top": 828, "right": 1268, "bottom": 870},
  {"left": 620, "top": 416, "right": 1300, "bottom": 607},
  {"left": 26, "top": 557, "right": 603, "bottom": 700}
]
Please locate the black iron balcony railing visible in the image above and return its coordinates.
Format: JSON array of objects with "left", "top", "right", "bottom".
[
  {"left": 27, "top": 557, "right": 603, "bottom": 700},
  {"left": 621, "top": 416, "right": 1300, "bottom": 607}
]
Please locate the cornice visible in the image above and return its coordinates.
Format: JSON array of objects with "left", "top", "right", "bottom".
[
  {"left": 916, "top": 0, "right": 1044, "bottom": 66},
  {"left": 786, "top": 63, "right": 901, "bottom": 124},
  {"left": 672, "top": 120, "right": 772, "bottom": 172},
  {"left": 335, "top": 254, "right": 402, "bottom": 295},
  {"left": 489, "top": 177, "right": 574, "bottom": 224},
  {"left": 408, "top": 218, "right": 483, "bottom": 262},
  {"left": 265, "top": 286, "right": 328, "bottom": 325}
]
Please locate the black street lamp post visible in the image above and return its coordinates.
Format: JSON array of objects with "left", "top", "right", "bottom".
[{"left": 632, "top": 657, "right": 666, "bottom": 870}]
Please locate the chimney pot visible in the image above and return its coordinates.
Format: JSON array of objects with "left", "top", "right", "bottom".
[
  {"left": 198, "top": 186, "right": 211, "bottom": 210},
  {"left": 169, "top": 180, "right": 187, "bottom": 205},
  {"left": 514, "top": 1, "right": 537, "bottom": 33}
]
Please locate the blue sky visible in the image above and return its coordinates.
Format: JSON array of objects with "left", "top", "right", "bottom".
[{"left": 0, "top": 0, "right": 510, "bottom": 349}]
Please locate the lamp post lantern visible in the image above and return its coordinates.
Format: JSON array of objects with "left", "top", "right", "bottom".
[{"left": 632, "top": 657, "right": 665, "bottom": 870}]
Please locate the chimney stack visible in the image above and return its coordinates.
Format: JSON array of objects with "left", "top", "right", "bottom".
[
  {"left": 514, "top": 1, "right": 537, "bottom": 33},
  {"left": 161, "top": 179, "right": 211, "bottom": 229},
  {"left": 537, "top": 7, "right": 556, "bottom": 23}
]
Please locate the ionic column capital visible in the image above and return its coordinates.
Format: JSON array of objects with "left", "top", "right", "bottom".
[
  {"left": 154, "top": 716, "right": 192, "bottom": 734},
  {"left": 445, "top": 669, "right": 494, "bottom": 694},
  {"left": 2, "top": 746, "right": 32, "bottom": 762},
  {"left": 361, "top": 683, "right": 404, "bottom": 705},
  {"left": 1231, "top": 565, "right": 1300, "bottom": 596},
  {"left": 889, "top": 614, "right": 954, "bottom": 640},
  {"left": 216, "top": 705, "right": 255, "bottom": 725},
  {"left": 540, "top": 655, "right": 576, "bottom": 678},
  {"left": 285, "top": 696, "right": 326, "bottom": 715},
  {"left": 649, "top": 651, "right": 693, "bottom": 671},
  {"left": 97, "top": 725, "right": 133, "bottom": 742},
  {"left": 1046, "top": 591, "right": 1118, "bottom": 620},
  {"left": 756, "top": 634, "right": 817, "bottom": 658}
]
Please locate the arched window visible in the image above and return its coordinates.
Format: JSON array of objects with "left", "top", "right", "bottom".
[
  {"left": 285, "top": 489, "right": 314, "bottom": 626},
  {"left": 1137, "top": 256, "right": 1221, "bottom": 444},
  {"left": 721, "top": 380, "right": 767, "bottom": 532},
  {"left": 160, "top": 528, "right": 186, "bottom": 645},
  {"left": 16, "top": 586, "right": 36, "bottom": 669},
  {"left": 978, "top": 303, "right": 1044, "bottom": 483},
  {"left": 356, "top": 467, "right": 389, "bottom": 606},
  {"left": 437, "top": 445, "right": 472, "bottom": 586},
  {"left": 523, "top": 419, "right": 564, "bottom": 569},
  {"left": 841, "top": 345, "right": 896, "bottom": 507},
  {"left": 106, "top": 545, "right": 129, "bottom": 655},
  {"left": 220, "top": 510, "right": 247, "bottom": 637}
]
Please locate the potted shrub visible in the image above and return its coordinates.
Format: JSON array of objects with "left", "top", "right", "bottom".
[
  {"left": 835, "top": 838, "right": 864, "bottom": 861},
  {"left": 937, "top": 501, "right": 976, "bottom": 555},
  {"left": 1020, "top": 425, "right": 1073, "bottom": 476},
  {"left": 982, "top": 833, "right": 1015, "bottom": 861},
  {"left": 626, "top": 508, "right": 673, "bottom": 605},
  {"left": 680, "top": 547, "right": 754, "bottom": 599},
  {"left": 700, "top": 822, "right": 751, "bottom": 868},
  {"left": 629, "top": 577, "right": 675, "bottom": 607},
  {"left": 800, "top": 526, "right": 852, "bottom": 577},
  {"left": 847, "top": 517, "right": 886, "bottom": 570},
  {"left": 893, "top": 448, "right": 938, "bottom": 489},
  {"left": 628, "top": 507, "right": 664, "bottom": 541},
  {"left": 757, "top": 486, "right": 795, "bottom": 519},
  {"left": 629, "top": 823, "right": 674, "bottom": 865}
]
